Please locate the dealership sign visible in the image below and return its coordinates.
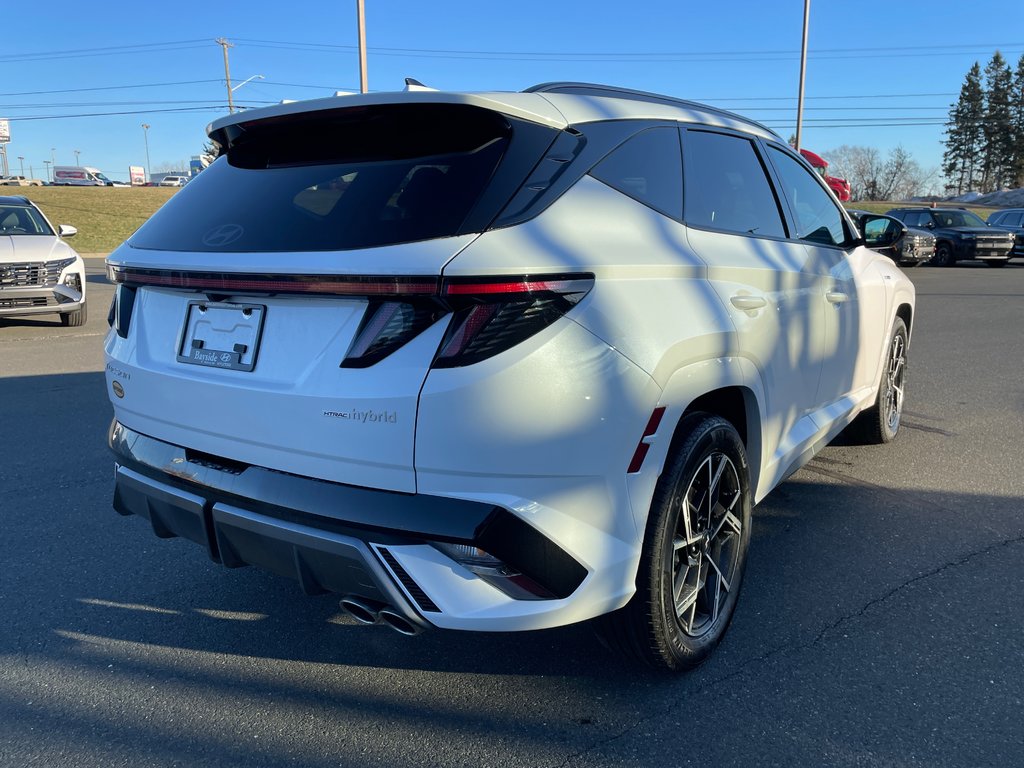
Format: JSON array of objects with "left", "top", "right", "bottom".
[{"left": 0, "top": 119, "right": 9, "bottom": 143}]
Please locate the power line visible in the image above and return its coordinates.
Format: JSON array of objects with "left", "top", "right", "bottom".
[
  {"left": 0, "top": 39, "right": 210, "bottom": 63},
  {"left": 232, "top": 36, "right": 1024, "bottom": 63},
  {"left": 0, "top": 79, "right": 223, "bottom": 97},
  {"left": 0, "top": 100, "right": 275, "bottom": 110},
  {"left": 233, "top": 37, "right": 1024, "bottom": 58},
  {"left": 7, "top": 106, "right": 228, "bottom": 122}
]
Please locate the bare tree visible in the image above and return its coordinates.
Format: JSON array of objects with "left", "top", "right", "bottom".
[{"left": 825, "top": 145, "right": 935, "bottom": 201}]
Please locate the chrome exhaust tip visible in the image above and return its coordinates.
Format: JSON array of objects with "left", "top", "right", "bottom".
[
  {"left": 379, "top": 609, "right": 423, "bottom": 636},
  {"left": 339, "top": 597, "right": 381, "bottom": 625}
]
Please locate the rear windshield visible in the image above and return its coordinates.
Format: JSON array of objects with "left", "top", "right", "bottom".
[{"left": 130, "top": 103, "right": 514, "bottom": 252}]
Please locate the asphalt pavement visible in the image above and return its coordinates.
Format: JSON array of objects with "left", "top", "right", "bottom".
[{"left": 1, "top": 258, "right": 1022, "bottom": 767}]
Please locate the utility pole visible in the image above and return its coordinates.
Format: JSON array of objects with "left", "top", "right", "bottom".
[
  {"left": 141, "top": 124, "right": 151, "bottom": 182},
  {"left": 216, "top": 37, "right": 235, "bottom": 113},
  {"left": 356, "top": 0, "right": 368, "bottom": 93},
  {"left": 794, "top": 0, "right": 810, "bottom": 151}
]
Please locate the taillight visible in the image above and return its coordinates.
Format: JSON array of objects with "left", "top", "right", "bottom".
[
  {"left": 341, "top": 300, "right": 442, "bottom": 368},
  {"left": 432, "top": 274, "right": 593, "bottom": 368}
]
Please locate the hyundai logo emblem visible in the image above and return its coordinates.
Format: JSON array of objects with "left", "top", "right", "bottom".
[{"left": 202, "top": 223, "right": 245, "bottom": 247}]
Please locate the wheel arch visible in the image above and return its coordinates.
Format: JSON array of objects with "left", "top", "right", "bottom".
[
  {"left": 631, "top": 356, "right": 767, "bottom": 513},
  {"left": 672, "top": 385, "right": 763, "bottom": 495},
  {"left": 895, "top": 302, "right": 913, "bottom": 338}
]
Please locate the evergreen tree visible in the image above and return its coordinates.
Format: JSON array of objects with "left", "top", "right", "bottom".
[
  {"left": 981, "top": 51, "right": 1015, "bottom": 191},
  {"left": 1011, "top": 53, "right": 1024, "bottom": 188},
  {"left": 942, "top": 62, "right": 985, "bottom": 195}
]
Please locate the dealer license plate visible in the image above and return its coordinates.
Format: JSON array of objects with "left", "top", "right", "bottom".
[{"left": 177, "top": 301, "right": 265, "bottom": 372}]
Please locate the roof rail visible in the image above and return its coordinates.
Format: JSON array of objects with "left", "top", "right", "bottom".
[{"left": 524, "top": 81, "right": 778, "bottom": 137}]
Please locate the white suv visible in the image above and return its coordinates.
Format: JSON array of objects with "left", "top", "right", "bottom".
[
  {"left": 1, "top": 195, "right": 87, "bottom": 326},
  {"left": 104, "top": 83, "right": 914, "bottom": 670}
]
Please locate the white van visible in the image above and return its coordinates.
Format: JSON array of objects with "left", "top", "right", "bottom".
[{"left": 52, "top": 166, "right": 114, "bottom": 186}]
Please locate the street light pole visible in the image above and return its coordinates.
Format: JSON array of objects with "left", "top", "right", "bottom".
[
  {"left": 43, "top": 160, "right": 52, "bottom": 183},
  {"left": 141, "top": 124, "right": 151, "bottom": 182},
  {"left": 50, "top": 147, "right": 56, "bottom": 167},
  {"left": 356, "top": 0, "right": 368, "bottom": 93},
  {"left": 74, "top": 149, "right": 81, "bottom": 166},
  {"left": 795, "top": 0, "right": 810, "bottom": 151},
  {"left": 17, "top": 156, "right": 24, "bottom": 177},
  {"left": 229, "top": 74, "right": 265, "bottom": 109}
]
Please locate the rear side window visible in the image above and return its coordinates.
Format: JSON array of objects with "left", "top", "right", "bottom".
[
  {"left": 589, "top": 127, "right": 682, "bottom": 219},
  {"left": 682, "top": 131, "right": 786, "bottom": 238},
  {"left": 767, "top": 146, "right": 850, "bottom": 247},
  {"left": 129, "top": 104, "right": 515, "bottom": 252}
]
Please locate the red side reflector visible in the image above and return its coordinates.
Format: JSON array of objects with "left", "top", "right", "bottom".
[
  {"left": 627, "top": 406, "right": 666, "bottom": 474},
  {"left": 627, "top": 443, "right": 651, "bottom": 475}
]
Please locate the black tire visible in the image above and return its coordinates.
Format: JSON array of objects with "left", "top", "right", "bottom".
[
  {"left": 59, "top": 302, "right": 87, "bottom": 327},
  {"left": 931, "top": 244, "right": 954, "bottom": 267},
  {"left": 596, "top": 413, "right": 752, "bottom": 671},
  {"left": 848, "top": 317, "right": 908, "bottom": 445},
  {"left": 985, "top": 259, "right": 1008, "bottom": 268}
]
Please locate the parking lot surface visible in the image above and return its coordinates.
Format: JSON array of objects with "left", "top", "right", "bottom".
[{"left": 1, "top": 259, "right": 1022, "bottom": 767}]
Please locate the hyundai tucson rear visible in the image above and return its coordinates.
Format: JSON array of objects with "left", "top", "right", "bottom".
[{"left": 105, "top": 84, "right": 914, "bottom": 670}]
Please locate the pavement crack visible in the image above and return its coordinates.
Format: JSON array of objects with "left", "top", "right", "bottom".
[{"left": 807, "top": 531, "right": 1024, "bottom": 646}]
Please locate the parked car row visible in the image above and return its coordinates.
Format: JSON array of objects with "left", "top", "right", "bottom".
[{"left": 850, "top": 206, "right": 1022, "bottom": 267}]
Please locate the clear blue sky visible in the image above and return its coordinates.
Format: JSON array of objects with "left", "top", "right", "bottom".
[{"left": 2, "top": 1, "right": 1022, "bottom": 183}]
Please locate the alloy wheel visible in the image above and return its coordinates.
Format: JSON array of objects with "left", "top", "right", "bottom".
[
  {"left": 884, "top": 333, "right": 906, "bottom": 432},
  {"left": 670, "top": 452, "right": 743, "bottom": 638}
]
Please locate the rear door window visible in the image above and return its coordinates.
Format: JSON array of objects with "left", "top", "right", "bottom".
[{"left": 682, "top": 130, "right": 786, "bottom": 239}]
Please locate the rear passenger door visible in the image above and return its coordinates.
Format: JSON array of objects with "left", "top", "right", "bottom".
[{"left": 681, "top": 128, "right": 827, "bottom": 476}]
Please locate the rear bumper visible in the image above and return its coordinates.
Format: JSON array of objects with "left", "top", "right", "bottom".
[
  {"left": 109, "top": 420, "right": 589, "bottom": 631},
  {"left": 113, "top": 463, "right": 433, "bottom": 629}
]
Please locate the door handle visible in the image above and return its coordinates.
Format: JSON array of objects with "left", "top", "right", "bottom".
[
  {"left": 826, "top": 291, "right": 849, "bottom": 304},
  {"left": 730, "top": 295, "right": 767, "bottom": 311}
]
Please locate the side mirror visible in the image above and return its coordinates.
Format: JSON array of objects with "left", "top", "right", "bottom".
[
  {"left": 58, "top": 224, "right": 78, "bottom": 238},
  {"left": 858, "top": 214, "right": 904, "bottom": 250}
]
